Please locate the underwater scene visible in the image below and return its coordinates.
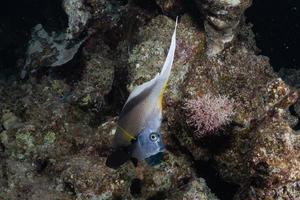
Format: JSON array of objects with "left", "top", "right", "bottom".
[{"left": 0, "top": 0, "right": 299, "bottom": 199}]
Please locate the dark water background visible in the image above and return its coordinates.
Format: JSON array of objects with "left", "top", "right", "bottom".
[
  {"left": 0, "top": 0, "right": 66, "bottom": 72},
  {"left": 246, "top": 0, "right": 299, "bottom": 71}
]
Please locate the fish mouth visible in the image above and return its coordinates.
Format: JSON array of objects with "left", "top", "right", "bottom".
[{"left": 145, "top": 152, "right": 164, "bottom": 166}]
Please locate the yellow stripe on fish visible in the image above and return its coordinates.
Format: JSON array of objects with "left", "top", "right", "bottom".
[
  {"left": 158, "top": 80, "right": 169, "bottom": 112},
  {"left": 117, "top": 124, "right": 136, "bottom": 142}
]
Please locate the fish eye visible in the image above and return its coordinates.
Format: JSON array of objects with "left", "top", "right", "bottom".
[{"left": 149, "top": 132, "right": 159, "bottom": 142}]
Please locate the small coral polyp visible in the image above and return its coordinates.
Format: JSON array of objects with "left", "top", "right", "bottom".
[{"left": 184, "top": 93, "right": 235, "bottom": 137}]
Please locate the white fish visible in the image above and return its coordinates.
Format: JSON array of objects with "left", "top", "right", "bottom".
[{"left": 106, "top": 17, "right": 178, "bottom": 168}]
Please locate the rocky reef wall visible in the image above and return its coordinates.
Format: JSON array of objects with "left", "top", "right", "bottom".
[{"left": 0, "top": 0, "right": 299, "bottom": 200}]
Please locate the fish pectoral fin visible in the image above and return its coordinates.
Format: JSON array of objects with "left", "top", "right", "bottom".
[{"left": 106, "top": 147, "right": 132, "bottom": 169}]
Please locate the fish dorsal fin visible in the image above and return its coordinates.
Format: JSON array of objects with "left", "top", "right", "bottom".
[
  {"left": 159, "top": 17, "right": 177, "bottom": 82},
  {"left": 123, "top": 17, "right": 178, "bottom": 109},
  {"left": 124, "top": 73, "right": 159, "bottom": 106}
]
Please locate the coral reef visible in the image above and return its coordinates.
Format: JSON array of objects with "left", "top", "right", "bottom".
[
  {"left": 22, "top": 0, "right": 91, "bottom": 78},
  {"left": 234, "top": 111, "right": 300, "bottom": 199},
  {"left": 70, "top": 38, "right": 115, "bottom": 110},
  {"left": 63, "top": 0, "right": 91, "bottom": 39},
  {"left": 127, "top": 15, "right": 205, "bottom": 101},
  {"left": 124, "top": 7, "right": 299, "bottom": 200},
  {"left": 22, "top": 24, "right": 86, "bottom": 77},
  {"left": 195, "top": 0, "right": 252, "bottom": 56},
  {"left": 155, "top": 0, "right": 184, "bottom": 16},
  {"left": 279, "top": 68, "right": 300, "bottom": 119},
  {"left": 0, "top": 0, "right": 299, "bottom": 200},
  {"left": 167, "top": 178, "right": 219, "bottom": 200}
]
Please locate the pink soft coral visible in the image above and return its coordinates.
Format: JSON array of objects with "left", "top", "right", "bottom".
[{"left": 183, "top": 93, "right": 235, "bottom": 137}]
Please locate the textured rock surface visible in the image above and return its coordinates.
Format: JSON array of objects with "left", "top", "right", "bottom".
[
  {"left": 127, "top": 15, "right": 205, "bottom": 101},
  {"left": 0, "top": 0, "right": 299, "bottom": 200},
  {"left": 196, "top": 0, "right": 252, "bottom": 56},
  {"left": 63, "top": 0, "right": 91, "bottom": 39},
  {"left": 155, "top": 0, "right": 184, "bottom": 16},
  {"left": 125, "top": 10, "right": 299, "bottom": 200},
  {"left": 22, "top": 24, "right": 85, "bottom": 77},
  {"left": 0, "top": 75, "right": 215, "bottom": 199},
  {"left": 167, "top": 178, "right": 219, "bottom": 200},
  {"left": 279, "top": 68, "right": 300, "bottom": 119},
  {"left": 22, "top": 0, "right": 91, "bottom": 77},
  {"left": 70, "top": 38, "right": 115, "bottom": 110},
  {"left": 234, "top": 110, "right": 300, "bottom": 199}
]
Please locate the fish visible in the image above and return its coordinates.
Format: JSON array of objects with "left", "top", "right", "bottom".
[{"left": 106, "top": 17, "right": 177, "bottom": 169}]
